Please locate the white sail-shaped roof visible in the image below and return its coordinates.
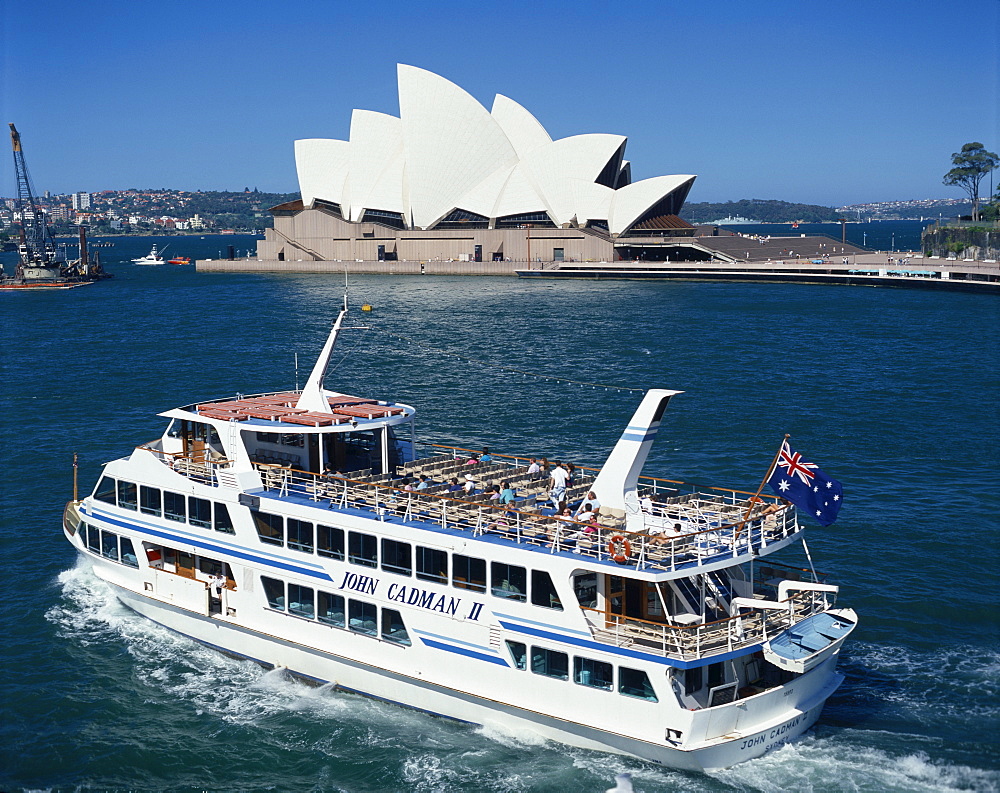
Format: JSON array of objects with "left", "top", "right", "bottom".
[
  {"left": 397, "top": 64, "right": 518, "bottom": 229},
  {"left": 295, "top": 139, "right": 351, "bottom": 209},
  {"left": 293, "top": 65, "right": 695, "bottom": 231},
  {"left": 491, "top": 94, "right": 552, "bottom": 159},
  {"left": 345, "top": 110, "right": 404, "bottom": 221},
  {"left": 609, "top": 175, "right": 696, "bottom": 235}
]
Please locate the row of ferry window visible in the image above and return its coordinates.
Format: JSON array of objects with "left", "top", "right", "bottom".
[
  {"left": 250, "top": 509, "right": 562, "bottom": 608},
  {"left": 77, "top": 522, "right": 140, "bottom": 567},
  {"left": 94, "top": 477, "right": 235, "bottom": 534},
  {"left": 505, "top": 640, "right": 657, "bottom": 701},
  {"left": 260, "top": 576, "right": 411, "bottom": 646}
]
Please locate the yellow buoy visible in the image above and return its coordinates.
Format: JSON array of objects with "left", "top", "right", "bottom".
[{"left": 361, "top": 304, "right": 373, "bottom": 312}]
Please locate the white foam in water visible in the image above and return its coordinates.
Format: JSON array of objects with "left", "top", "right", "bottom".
[
  {"left": 48, "top": 563, "right": 393, "bottom": 731},
  {"left": 47, "top": 563, "right": 1000, "bottom": 792},
  {"left": 474, "top": 721, "right": 550, "bottom": 750},
  {"left": 846, "top": 640, "right": 1000, "bottom": 726},
  {"left": 713, "top": 734, "right": 1000, "bottom": 793}
]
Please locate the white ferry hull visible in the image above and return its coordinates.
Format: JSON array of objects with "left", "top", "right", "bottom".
[
  {"left": 90, "top": 556, "right": 842, "bottom": 772},
  {"left": 62, "top": 320, "right": 856, "bottom": 773}
]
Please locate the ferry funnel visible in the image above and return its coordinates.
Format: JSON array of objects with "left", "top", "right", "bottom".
[{"left": 590, "top": 389, "right": 682, "bottom": 530}]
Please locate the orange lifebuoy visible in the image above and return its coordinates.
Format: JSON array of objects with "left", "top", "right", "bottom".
[{"left": 608, "top": 534, "right": 632, "bottom": 564}]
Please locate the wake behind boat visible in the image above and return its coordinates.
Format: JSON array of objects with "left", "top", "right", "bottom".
[{"left": 62, "top": 299, "right": 855, "bottom": 771}]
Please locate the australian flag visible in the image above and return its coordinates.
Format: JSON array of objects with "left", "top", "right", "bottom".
[{"left": 766, "top": 441, "right": 844, "bottom": 526}]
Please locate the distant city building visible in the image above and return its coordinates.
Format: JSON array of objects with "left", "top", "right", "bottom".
[
  {"left": 259, "top": 64, "right": 697, "bottom": 264},
  {"left": 71, "top": 192, "right": 91, "bottom": 210}
]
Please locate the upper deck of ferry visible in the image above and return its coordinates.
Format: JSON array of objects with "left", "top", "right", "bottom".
[{"left": 141, "top": 388, "right": 804, "bottom": 581}]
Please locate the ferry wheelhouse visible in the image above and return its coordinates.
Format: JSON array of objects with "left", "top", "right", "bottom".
[{"left": 62, "top": 302, "right": 856, "bottom": 771}]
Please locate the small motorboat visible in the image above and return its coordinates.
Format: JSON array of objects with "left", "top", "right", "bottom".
[
  {"left": 132, "top": 244, "right": 167, "bottom": 265},
  {"left": 167, "top": 256, "right": 191, "bottom": 265}
]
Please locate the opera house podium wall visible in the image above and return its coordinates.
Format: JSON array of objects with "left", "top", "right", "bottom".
[{"left": 256, "top": 202, "right": 616, "bottom": 265}]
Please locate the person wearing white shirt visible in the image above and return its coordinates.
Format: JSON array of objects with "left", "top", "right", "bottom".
[{"left": 549, "top": 461, "right": 569, "bottom": 508}]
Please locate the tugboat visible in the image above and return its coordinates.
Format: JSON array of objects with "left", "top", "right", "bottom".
[
  {"left": 1, "top": 124, "right": 111, "bottom": 290},
  {"left": 62, "top": 298, "right": 856, "bottom": 770}
]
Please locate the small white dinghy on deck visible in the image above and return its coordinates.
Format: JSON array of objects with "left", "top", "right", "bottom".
[{"left": 762, "top": 608, "right": 858, "bottom": 674}]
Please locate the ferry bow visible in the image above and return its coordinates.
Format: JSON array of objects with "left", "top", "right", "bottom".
[{"left": 63, "top": 307, "right": 856, "bottom": 771}]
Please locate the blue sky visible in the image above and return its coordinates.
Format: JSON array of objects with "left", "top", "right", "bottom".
[{"left": 3, "top": 0, "right": 997, "bottom": 206}]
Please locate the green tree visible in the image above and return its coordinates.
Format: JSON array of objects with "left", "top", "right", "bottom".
[{"left": 943, "top": 142, "right": 999, "bottom": 221}]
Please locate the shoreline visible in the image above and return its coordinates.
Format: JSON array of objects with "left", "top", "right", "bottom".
[{"left": 195, "top": 251, "right": 999, "bottom": 292}]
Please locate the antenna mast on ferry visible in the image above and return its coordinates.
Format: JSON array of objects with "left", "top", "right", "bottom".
[{"left": 294, "top": 293, "right": 350, "bottom": 413}]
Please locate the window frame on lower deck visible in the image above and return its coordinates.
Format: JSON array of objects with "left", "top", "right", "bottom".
[
  {"left": 573, "top": 656, "right": 614, "bottom": 691},
  {"left": 619, "top": 666, "right": 658, "bottom": 702},
  {"left": 261, "top": 576, "right": 285, "bottom": 610},
  {"left": 531, "top": 646, "right": 570, "bottom": 680},
  {"left": 287, "top": 582, "right": 315, "bottom": 619},
  {"left": 348, "top": 599, "right": 378, "bottom": 636},
  {"left": 380, "top": 607, "right": 411, "bottom": 645}
]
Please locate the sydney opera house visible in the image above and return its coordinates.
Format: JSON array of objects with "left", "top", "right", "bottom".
[{"left": 258, "top": 65, "right": 697, "bottom": 265}]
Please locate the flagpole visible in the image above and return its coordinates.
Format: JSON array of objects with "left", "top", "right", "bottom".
[{"left": 736, "top": 433, "right": 789, "bottom": 537}]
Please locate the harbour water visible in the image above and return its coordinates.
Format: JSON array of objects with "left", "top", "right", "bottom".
[
  {"left": 719, "top": 220, "right": 932, "bottom": 252},
  {"left": 2, "top": 235, "right": 997, "bottom": 792}
]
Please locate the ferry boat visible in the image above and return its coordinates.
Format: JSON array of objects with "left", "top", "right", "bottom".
[{"left": 62, "top": 300, "right": 856, "bottom": 771}]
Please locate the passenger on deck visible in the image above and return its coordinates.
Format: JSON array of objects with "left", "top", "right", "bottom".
[
  {"left": 415, "top": 474, "right": 430, "bottom": 491},
  {"left": 549, "top": 507, "right": 577, "bottom": 548},
  {"left": 479, "top": 447, "right": 493, "bottom": 463},
  {"left": 566, "top": 463, "right": 576, "bottom": 486},
  {"left": 549, "top": 461, "right": 569, "bottom": 507},
  {"left": 463, "top": 474, "right": 477, "bottom": 494},
  {"left": 575, "top": 505, "right": 595, "bottom": 523},
  {"left": 647, "top": 522, "right": 683, "bottom": 547},
  {"left": 640, "top": 494, "right": 654, "bottom": 513},
  {"left": 527, "top": 458, "right": 541, "bottom": 479},
  {"left": 499, "top": 481, "right": 516, "bottom": 505},
  {"left": 401, "top": 477, "right": 415, "bottom": 492},
  {"left": 447, "top": 477, "right": 463, "bottom": 493},
  {"left": 580, "top": 491, "right": 600, "bottom": 511}
]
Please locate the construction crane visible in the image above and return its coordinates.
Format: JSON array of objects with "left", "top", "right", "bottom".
[
  {"left": 9, "top": 123, "right": 64, "bottom": 279},
  {"left": 4, "top": 124, "right": 110, "bottom": 286}
]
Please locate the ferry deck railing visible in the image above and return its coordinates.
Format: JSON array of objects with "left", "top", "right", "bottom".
[
  {"left": 241, "top": 461, "right": 799, "bottom": 574},
  {"left": 139, "top": 444, "right": 233, "bottom": 487},
  {"left": 581, "top": 586, "right": 835, "bottom": 662}
]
